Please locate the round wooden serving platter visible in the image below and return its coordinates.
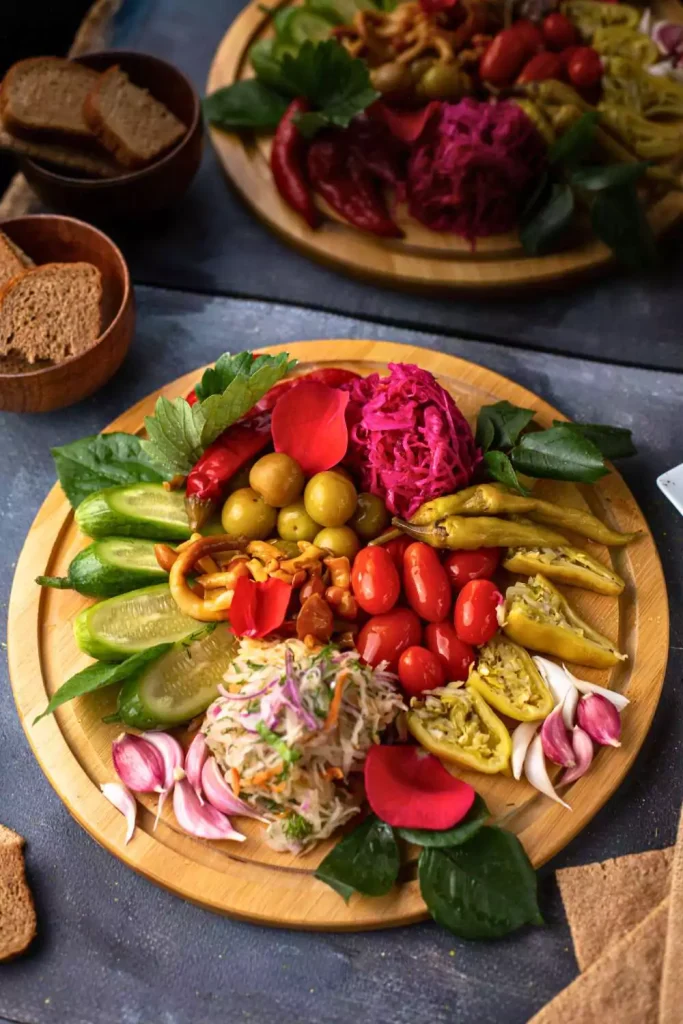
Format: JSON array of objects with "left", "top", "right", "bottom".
[
  {"left": 206, "top": 2, "right": 683, "bottom": 291},
  {"left": 8, "top": 340, "right": 669, "bottom": 929}
]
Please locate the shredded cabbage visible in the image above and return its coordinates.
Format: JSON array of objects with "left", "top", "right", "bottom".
[{"left": 342, "top": 362, "right": 480, "bottom": 518}]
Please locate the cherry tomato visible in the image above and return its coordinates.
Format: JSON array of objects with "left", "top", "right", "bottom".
[
  {"left": 351, "top": 547, "right": 401, "bottom": 616},
  {"left": 384, "top": 535, "right": 411, "bottom": 573},
  {"left": 480, "top": 29, "right": 530, "bottom": 87},
  {"left": 356, "top": 607, "right": 422, "bottom": 670},
  {"left": 558, "top": 45, "right": 581, "bottom": 71},
  {"left": 398, "top": 646, "right": 445, "bottom": 698},
  {"left": 517, "top": 52, "right": 564, "bottom": 83},
  {"left": 403, "top": 542, "right": 451, "bottom": 623},
  {"left": 512, "top": 19, "right": 544, "bottom": 57},
  {"left": 567, "top": 47, "right": 603, "bottom": 89},
  {"left": 444, "top": 548, "right": 501, "bottom": 591},
  {"left": 454, "top": 579, "right": 503, "bottom": 647},
  {"left": 425, "top": 622, "right": 475, "bottom": 682},
  {"left": 542, "top": 12, "right": 577, "bottom": 51}
]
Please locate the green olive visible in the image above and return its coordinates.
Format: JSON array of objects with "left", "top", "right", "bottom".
[
  {"left": 314, "top": 526, "right": 360, "bottom": 559},
  {"left": 249, "top": 452, "right": 305, "bottom": 508},
  {"left": 408, "top": 57, "right": 436, "bottom": 85},
  {"left": 268, "top": 537, "right": 301, "bottom": 559},
  {"left": 277, "top": 500, "right": 320, "bottom": 543},
  {"left": 304, "top": 471, "right": 358, "bottom": 528},
  {"left": 417, "top": 63, "right": 467, "bottom": 101},
  {"left": 370, "top": 61, "right": 414, "bottom": 95},
  {"left": 221, "top": 487, "right": 277, "bottom": 540},
  {"left": 349, "top": 492, "right": 390, "bottom": 541}
]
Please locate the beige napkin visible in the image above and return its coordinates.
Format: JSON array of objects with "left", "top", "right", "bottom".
[{"left": 659, "top": 807, "right": 683, "bottom": 1022}]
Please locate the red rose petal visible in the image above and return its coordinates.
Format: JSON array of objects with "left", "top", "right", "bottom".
[
  {"left": 229, "top": 576, "right": 292, "bottom": 639},
  {"left": 368, "top": 100, "right": 442, "bottom": 144},
  {"left": 364, "top": 744, "right": 475, "bottom": 829},
  {"left": 271, "top": 380, "right": 349, "bottom": 475}
]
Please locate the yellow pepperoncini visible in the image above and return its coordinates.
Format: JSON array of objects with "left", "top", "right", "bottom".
[
  {"left": 602, "top": 58, "right": 683, "bottom": 119},
  {"left": 560, "top": 0, "right": 640, "bottom": 39},
  {"left": 598, "top": 103, "right": 683, "bottom": 160},
  {"left": 394, "top": 514, "right": 569, "bottom": 551},
  {"left": 592, "top": 27, "right": 659, "bottom": 67},
  {"left": 503, "top": 545, "right": 625, "bottom": 596},
  {"left": 467, "top": 635, "right": 554, "bottom": 722},
  {"left": 407, "top": 683, "right": 512, "bottom": 775}
]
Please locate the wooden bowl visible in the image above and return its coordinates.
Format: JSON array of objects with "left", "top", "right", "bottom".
[
  {"left": 18, "top": 52, "right": 203, "bottom": 220},
  {"left": 0, "top": 215, "right": 134, "bottom": 412}
]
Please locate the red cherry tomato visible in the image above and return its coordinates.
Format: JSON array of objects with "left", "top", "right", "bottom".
[
  {"left": 356, "top": 607, "right": 422, "bottom": 670},
  {"left": 567, "top": 46, "right": 603, "bottom": 89},
  {"left": 384, "top": 535, "right": 411, "bottom": 573},
  {"left": 512, "top": 19, "right": 544, "bottom": 57},
  {"left": 444, "top": 548, "right": 501, "bottom": 592},
  {"left": 398, "top": 646, "right": 445, "bottom": 698},
  {"left": 351, "top": 547, "right": 401, "bottom": 616},
  {"left": 425, "top": 622, "right": 475, "bottom": 682},
  {"left": 517, "top": 52, "right": 564, "bottom": 83},
  {"left": 454, "top": 579, "right": 503, "bottom": 647},
  {"left": 403, "top": 542, "right": 451, "bottom": 623},
  {"left": 542, "top": 12, "right": 577, "bottom": 51},
  {"left": 480, "top": 29, "right": 530, "bottom": 87},
  {"left": 558, "top": 45, "right": 581, "bottom": 71}
]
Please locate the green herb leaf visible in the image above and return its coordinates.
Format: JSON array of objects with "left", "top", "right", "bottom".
[
  {"left": 418, "top": 826, "right": 543, "bottom": 939},
  {"left": 570, "top": 161, "right": 649, "bottom": 193},
  {"left": 549, "top": 111, "right": 599, "bottom": 167},
  {"left": 283, "top": 40, "right": 379, "bottom": 137},
  {"left": 315, "top": 814, "right": 400, "bottom": 902},
  {"left": 52, "top": 432, "right": 170, "bottom": 509},
  {"left": 248, "top": 39, "right": 300, "bottom": 94},
  {"left": 141, "top": 396, "right": 206, "bottom": 476},
  {"left": 552, "top": 421, "right": 636, "bottom": 460},
  {"left": 34, "top": 644, "right": 172, "bottom": 724},
  {"left": 203, "top": 80, "right": 289, "bottom": 131},
  {"left": 476, "top": 401, "right": 535, "bottom": 452},
  {"left": 511, "top": 425, "right": 609, "bottom": 483},
  {"left": 198, "top": 353, "right": 294, "bottom": 447},
  {"left": 397, "top": 795, "right": 490, "bottom": 849},
  {"left": 256, "top": 721, "right": 301, "bottom": 764},
  {"left": 590, "top": 183, "right": 658, "bottom": 271},
  {"left": 484, "top": 451, "right": 532, "bottom": 496},
  {"left": 520, "top": 182, "right": 575, "bottom": 256}
]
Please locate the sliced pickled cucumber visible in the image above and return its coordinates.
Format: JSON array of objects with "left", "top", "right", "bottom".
[
  {"left": 37, "top": 537, "right": 168, "bottom": 597},
  {"left": 74, "top": 583, "right": 199, "bottom": 661},
  {"left": 117, "top": 623, "right": 238, "bottom": 728},
  {"left": 75, "top": 483, "right": 191, "bottom": 540}
]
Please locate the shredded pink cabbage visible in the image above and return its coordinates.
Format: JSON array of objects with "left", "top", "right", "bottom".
[
  {"left": 407, "top": 98, "right": 547, "bottom": 242},
  {"left": 342, "top": 363, "right": 480, "bottom": 518}
]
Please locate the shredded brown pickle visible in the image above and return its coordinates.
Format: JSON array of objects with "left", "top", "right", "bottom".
[
  {"left": 412, "top": 686, "right": 499, "bottom": 762},
  {"left": 476, "top": 637, "right": 544, "bottom": 711}
]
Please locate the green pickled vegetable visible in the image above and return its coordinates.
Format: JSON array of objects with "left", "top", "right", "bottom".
[
  {"left": 75, "top": 483, "right": 191, "bottom": 541},
  {"left": 37, "top": 537, "right": 167, "bottom": 597}
]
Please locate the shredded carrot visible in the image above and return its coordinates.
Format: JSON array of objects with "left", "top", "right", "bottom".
[
  {"left": 250, "top": 763, "right": 284, "bottom": 787},
  {"left": 230, "top": 768, "right": 241, "bottom": 797},
  {"left": 323, "top": 671, "right": 348, "bottom": 732},
  {"left": 325, "top": 766, "right": 344, "bottom": 781},
  {"left": 270, "top": 782, "right": 287, "bottom": 794}
]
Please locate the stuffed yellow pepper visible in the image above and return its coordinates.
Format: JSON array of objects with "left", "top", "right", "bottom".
[
  {"left": 467, "top": 635, "right": 554, "bottom": 721},
  {"left": 407, "top": 683, "right": 512, "bottom": 775},
  {"left": 503, "top": 545, "right": 625, "bottom": 596}
]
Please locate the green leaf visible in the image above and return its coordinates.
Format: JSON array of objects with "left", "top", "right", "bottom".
[
  {"left": 52, "top": 432, "right": 170, "bottom": 509},
  {"left": 418, "top": 827, "right": 543, "bottom": 940},
  {"left": 511, "top": 425, "right": 609, "bottom": 483},
  {"left": 397, "top": 795, "right": 490, "bottom": 849},
  {"left": 476, "top": 401, "right": 535, "bottom": 452},
  {"left": 570, "top": 161, "right": 649, "bottom": 193},
  {"left": 590, "top": 183, "right": 658, "bottom": 271},
  {"left": 203, "top": 80, "right": 289, "bottom": 131},
  {"left": 552, "top": 421, "right": 636, "bottom": 460},
  {"left": 549, "top": 111, "right": 599, "bottom": 167},
  {"left": 199, "top": 355, "right": 294, "bottom": 447},
  {"left": 34, "top": 644, "right": 172, "bottom": 724},
  {"left": 195, "top": 352, "right": 295, "bottom": 403},
  {"left": 249, "top": 39, "right": 300, "bottom": 95},
  {"left": 283, "top": 40, "right": 378, "bottom": 136},
  {"left": 141, "top": 396, "right": 206, "bottom": 476},
  {"left": 520, "top": 182, "right": 575, "bottom": 256},
  {"left": 484, "top": 451, "right": 532, "bottom": 496},
  {"left": 315, "top": 814, "right": 400, "bottom": 902}
]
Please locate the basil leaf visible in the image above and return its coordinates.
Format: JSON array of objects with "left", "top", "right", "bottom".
[
  {"left": 511, "top": 425, "right": 609, "bottom": 483},
  {"left": 203, "top": 80, "right": 289, "bottom": 131},
  {"left": 484, "top": 451, "right": 532, "bottom": 496},
  {"left": 418, "top": 827, "right": 543, "bottom": 939},
  {"left": 549, "top": 111, "right": 599, "bottom": 167},
  {"left": 398, "top": 795, "right": 490, "bottom": 849},
  {"left": 52, "top": 432, "right": 170, "bottom": 509},
  {"left": 34, "top": 644, "right": 172, "bottom": 724},
  {"left": 552, "top": 421, "right": 636, "bottom": 460},
  {"left": 590, "top": 183, "right": 658, "bottom": 271},
  {"left": 476, "top": 401, "right": 535, "bottom": 452},
  {"left": 520, "top": 182, "right": 575, "bottom": 256},
  {"left": 571, "top": 161, "right": 649, "bottom": 193},
  {"left": 315, "top": 814, "right": 400, "bottom": 902}
]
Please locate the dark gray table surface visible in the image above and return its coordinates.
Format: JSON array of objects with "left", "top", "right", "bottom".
[
  {"left": 1, "top": 287, "right": 682, "bottom": 1024},
  {"left": 56, "top": 0, "right": 680, "bottom": 375}
]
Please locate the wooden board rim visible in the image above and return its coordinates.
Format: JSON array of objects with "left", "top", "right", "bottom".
[{"left": 7, "top": 339, "right": 670, "bottom": 929}]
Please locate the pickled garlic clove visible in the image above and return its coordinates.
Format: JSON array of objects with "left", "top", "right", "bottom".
[
  {"left": 172, "top": 779, "right": 246, "bottom": 841},
  {"left": 112, "top": 733, "right": 165, "bottom": 793},
  {"left": 541, "top": 699, "right": 576, "bottom": 768},
  {"left": 201, "top": 757, "right": 268, "bottom": 821},
  {"left": 560, "top": 727, "right": 594, "bottom": 787},
  {"left": 577, "top": 693, "right": 622, "bottom": 748},
  {"left": 524, "top": 734, "right": 571, "bottom": 810},
  {"left": 142, "top": 731, "right": 187, "bottom": 829},
  {"left": 185, "top": 732, "right": 209, "bottom": 802},
  {"left": 101, "top": 782, "right": 137, "bottom": 845},
  {"left": 511, "top": 721, "right": 540, "bottom": 781}
]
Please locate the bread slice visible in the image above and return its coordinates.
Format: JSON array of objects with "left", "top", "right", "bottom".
[
  {"left": 0, "top": 231, "right": 30, "bottom": 289},
  {"left": 0, "top": 57, "right": 99, "bottom": 141},
  {"left": 0, "top": 262, "right": 102, "bottom": 364},
  {"left": 3, "top": 232, "right": 34, "bottom": 269},
  {"left": 0, "top": 825, "right": 37, "bottom": 961},
  {"left": 0, "top": 125, "right": 121, "bottom": 178},
  {"left": 84, "top": 66, "right": 186, "bottom": 169}
]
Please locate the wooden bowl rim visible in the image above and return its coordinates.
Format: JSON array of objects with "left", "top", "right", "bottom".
[
  {"left": 20, "top": 50, "right": 202, "bottom": 186},
  {"left": 0, "top": 214, "right": 132, "bottom": 382}
]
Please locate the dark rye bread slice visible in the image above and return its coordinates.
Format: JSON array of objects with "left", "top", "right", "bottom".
[
  {"left": 0, "top": 125, "right": 121, "bottom": 178},
  {"left": 0, "top": 57, "right": 99, "bottom": 141},
  {"left": 0, "top": 230, "right": 32, "bottom": 290},
  {"left": 0, "top": 262, "right": 102, "bottom": 364},
  {"left": 0, "top": 825, "right": 37, "bottom": 961},
  {"left": 84, "top": 65, "right": 186, "bottom": 169}
]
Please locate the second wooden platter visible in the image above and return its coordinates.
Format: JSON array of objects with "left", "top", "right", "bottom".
[
  {"left": 206, "top": 1, "right": 683, "bottom": 291},
  {"left": 8, "top": 340, "right": 669, "bottom": 929}
]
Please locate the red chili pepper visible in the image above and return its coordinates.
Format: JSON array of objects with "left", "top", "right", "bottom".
[
  {"left": 229, "top": 576, "right": 292, "bottom": 639},
  {"left": 307, "top": 132, "right": 403, "bottom": 238},
  {"left": 271, "top": 98, "right": 320, "bottom": 230}
]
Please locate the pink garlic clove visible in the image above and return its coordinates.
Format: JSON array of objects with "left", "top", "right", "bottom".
[
  {"left": 576, "top": 693, "right": 622, "bottom": 748},
  {"left": 201, "top": 757, "right": 268, "bottom": 821},
  {"left": 172, "top": 779, "right": 246, "bottom": 841},
  {"left": 142, "top": 731, "right": 187, "bottom": 830},
  {"left": 524, "top": 734, "right": 571, "bottom": 810},
  {"left": 185, "top": 731, "right": 209, "bottom": 803},
  {"left": 541, "top": 700, "right": 576, "bottom": 767},
  {"left": 101, "top": 782, "right": 137, "bottom": 845},
  {"left": 112, "top": 733, "right": 165, "bottom": 793},
  {"left": 559, "top": 726, "right": 594, "bottom": 787}
]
